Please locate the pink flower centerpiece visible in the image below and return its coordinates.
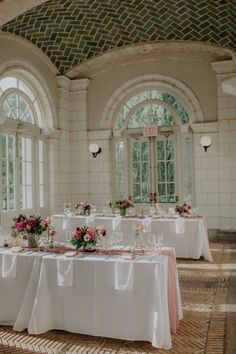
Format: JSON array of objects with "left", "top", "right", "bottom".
[
  {"left": 70, "top": 225, "right": 107, "bottom": 251},
  {"left": 112, "top": 199, "right": 134, "bottom": 217},
  {"left": 175, "top": 203, "right": 192, "bottom": 218},
  {"left": 75, "top": 202, "right": 92, "bottom": 215},
  {"left": 12, "top": 214, "right": 52, "bottom": 248}
]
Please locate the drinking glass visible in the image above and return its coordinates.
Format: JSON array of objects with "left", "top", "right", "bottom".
[
  {"left": 147, "top": 234, "right": 157, "bottom": 256},
  {"left": 114, "top": 208, "right": 120, "bottom": 217},
  {"left": 91, "top": 205, "right": 97, "bottom": 216},
  {"left": 156, "top": 234, "right": 163, "bottom": 254},
  {"left": 149, "top": 207, "right": 156, "bottom": 217}
]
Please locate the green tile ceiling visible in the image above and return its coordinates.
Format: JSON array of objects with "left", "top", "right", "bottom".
[{"left": 2, "top": 0, "right": 236, "bottom": 73}]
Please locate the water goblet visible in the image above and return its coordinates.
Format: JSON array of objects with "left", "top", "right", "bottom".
[
  {"left": 91, "top": 205, "right": 97, "bottom": 216},
  {"left": 156, "top": 234, "right": 163, "bottom": 254},
  {"left": 147, "top": 234, "right": 157, "bottom": 256}
]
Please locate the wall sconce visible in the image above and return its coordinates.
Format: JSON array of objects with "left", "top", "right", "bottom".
[
  {"left": 200, "top": 136, "right": 212, "bottom": 152},
  {"left": 89, "top": 143, "right": 102, "bottom": 158}
]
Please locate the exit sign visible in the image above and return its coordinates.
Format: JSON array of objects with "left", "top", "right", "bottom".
[{"left": 143, "top": 125, "right": 158, "bottom": 137}]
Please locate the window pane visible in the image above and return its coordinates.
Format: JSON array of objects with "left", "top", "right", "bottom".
[
  {"left": 131, "top": 140, "right": 150, "bottom": 203},
  {"left": 2, "top": 186, "right": 7, "bottom": 211},
  {"left": 158, "top": 183, "right": 166, "bottom": 202},
  {"left": 132, "top": 163, "right": 140, "bottom": 183},
  {"left": 8, "top": 135, "right": 15, "bottom": 159},
  {"left": 157, "top": 162, "right": 165, "bottom": 182},
  {"left": 167, "top": 161, "right": 174, "bottom": 182},
  {"left": 1, "top": 134, "right": 6, "bottom": 158},
  {"left": 26, "top": 138, "right": 32, "bottom": 160},
  {"left": 141, "top": 141, "right": 148, "bottom": 161},
  {"left": 39, "top": 163, "right": 44, "bottom": 184},
  {"left": 20, "top": 137, "right": 33, "bottom": 210},
  {"left": 141, "top": 162, "right": 149, "bottom": 182},
  {"left": 27, "top": 186, "right": 33, "bottom": 209},
  {"left": 9, "top": 185, "right": 15, "bottom": 210},
  {"left": 167, "top": 183, "right": 175, "bottom": 196},
  {"left": 1, "top": 133, "right": 16, "bottom": 211},
  {"left": 133, "top": 184, "right": 141, "bottom": 203},
  {"left": 2, "top": 160, "right": 6, "bottom": 184},
  {"left": 26, "top": 162, "right": 32, "bottom": 184},
  {"left": 132, "top": 141, "right": 140, "bottom": 161},
  {"left": 166, "top": 140, "right": 174, "bottom": 160},
  {"left": 141, "top": 183, "right": 149, "bottom": 202},
  {"left": 157, "top": 140, "right": 164, "bottom": 160},
  {"left": 0, "top": 77, "right": 17, "bottom": 91},
  {"left": 115, "top": 141, "right": 125, "bottom": 199}
]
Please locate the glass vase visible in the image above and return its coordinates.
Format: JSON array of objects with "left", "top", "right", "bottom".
[
  {"left": 27, "top": 233, "right": 39, "bottom": 248},
  {"left": 119, "top": 208, "right": 127, "bottom": 217}
]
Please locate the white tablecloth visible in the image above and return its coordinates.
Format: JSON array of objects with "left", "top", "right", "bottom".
[
  {"left": 0, "top": 249, "right": 44, "bottom": 326},
  {"left": 52, "top": 215, "right": 212, "bottom": 261},
  {"left": 0, "top": 248, "right": 182, "bottom": 349}
]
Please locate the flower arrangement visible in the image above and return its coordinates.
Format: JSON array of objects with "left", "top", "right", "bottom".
[
  {"left": 11, "top": 214, "right": 53, "bottom": 248},
  {"left": 70, "top": 225, "right": 107, "bottom": 250},
  {"left": 63, "top": 202, "right": 72, "bottom": 209},
  {"left": 12, "top": 214, "right": 50, "bottom": 236},
  {"left": 75, "top": 202, "right": 92, "bottom": 215},
  {"left": 111, "top": 199, "right": 134, "bottom": 216},
  {"left": 113, "top": 199, "right": 134, "bottom": 209},
  {"left": 175, "top": 203, "right": 192, "bottom": 217}
]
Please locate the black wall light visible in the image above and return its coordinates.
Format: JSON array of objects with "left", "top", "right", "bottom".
[
  {"left": 89, "top": 143, "right": 102, "bottom": 158},
  {"left": 200, "top": 136, "right": 212, "bottom": 152}
]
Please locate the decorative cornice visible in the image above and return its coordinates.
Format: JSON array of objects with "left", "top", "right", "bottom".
[
  {"left": 191, "top": 122, "right": 218, "bottom": 133},
  {"left": 212, "top": 60, "right": 236, "bottom": 75}
]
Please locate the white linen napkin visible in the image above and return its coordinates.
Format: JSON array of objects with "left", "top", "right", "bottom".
[
  {"left": 86, "top": 216, "right": 95, "bottom": 227},
  {"left": 57, "top": 257, "right": 74, "bottom": 287},
  {"left": 115, "top": 261, "right": 134, "bottom": 291},
  {"left": 175, "top": 219, "right": 185, "bottom": 234},
  {"left": 142, "top": 218, "right": 152, "bottom": 233},
  {"left": 62, "top": 215, "right": 69, "bottom": 230},
  {"left": 2, "top": 253, "right": 17, "bottom": 278},
  {"left": 112, "top": 218, "right": 121, "bottom": 231}
]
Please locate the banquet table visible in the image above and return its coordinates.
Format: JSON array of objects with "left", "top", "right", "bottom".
[
  {"left": 0, "top": 246, "right": 182, "bottom": 349},
  {"left": 51, "top": 214, "right": 212, "bottom": 261}
]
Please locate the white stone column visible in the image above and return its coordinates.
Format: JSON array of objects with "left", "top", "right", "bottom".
[
  {"left": 191, "top": 122, "right": 220, "bottom": 231},
  {"left": 69, "top": 79, "right": 90, "bottom": 206},
  {"left": 212, "top": 60, "right": 236, "bottom": 231}
]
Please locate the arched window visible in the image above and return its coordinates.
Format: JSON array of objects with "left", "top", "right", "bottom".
[
  {"left": 0, "top": 76, "right": 46, "bottom": 215},
  {"left": 113, "top": 90, "right": 192, "bottom": 205}
]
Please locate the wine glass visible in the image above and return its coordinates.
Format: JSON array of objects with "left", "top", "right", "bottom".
[
  {"left": 156, "top": 234, "right": 163, "bottom": 254},
  {"left": 147, "top": 234, "right": 157, "bottom": 256},
  {"left": 91, "top": 205, "right": 97, "bottom": 216},
  {"left": 65, "top": 230, "right": 72, "bottom": 247},
  {"left": 111, "top": 231, "right": 123, "bottom": 249},
  {"left": 149, "top": 207, "right": 156, "bottom": 217}
]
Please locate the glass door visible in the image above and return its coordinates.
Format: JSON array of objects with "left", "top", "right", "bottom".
[{"left": 130, "top": 136, "right": 176, "bottom": 204}]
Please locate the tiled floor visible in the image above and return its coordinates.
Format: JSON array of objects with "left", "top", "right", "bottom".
[{"left": 0, "top": 241, "right": 235, "bottom": 353}]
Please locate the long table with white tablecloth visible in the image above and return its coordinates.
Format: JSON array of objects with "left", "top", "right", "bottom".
[
  {"left": 51, "top": 214, "right": 212, "bottom": 261},
  {"left": 0, "top": 247, "right": 182, "bottom": 349}
]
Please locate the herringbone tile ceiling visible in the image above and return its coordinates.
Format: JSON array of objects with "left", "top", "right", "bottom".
[{"left": 1, "top": 0, "right": 236, "bottom": 74}]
